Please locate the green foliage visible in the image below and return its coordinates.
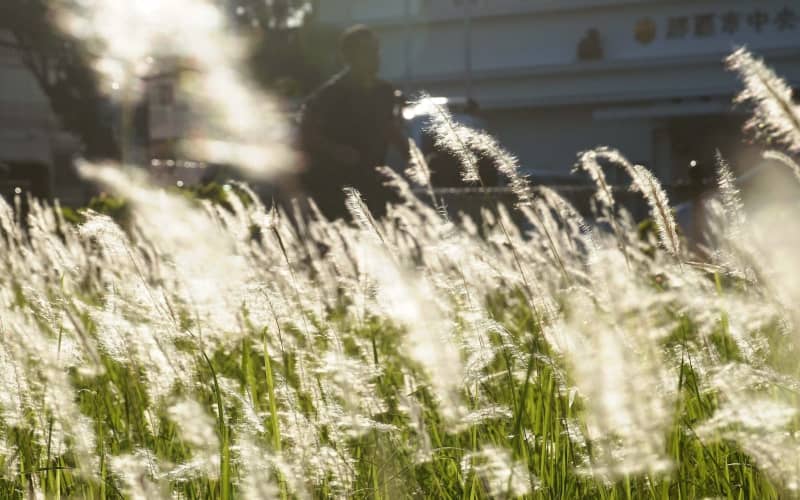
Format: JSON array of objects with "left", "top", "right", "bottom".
[{"left": 87, "top": 193, "right": 131, "bottom": 226}]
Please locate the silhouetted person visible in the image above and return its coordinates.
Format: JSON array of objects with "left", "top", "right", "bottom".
[{"left": 299, "top": 25, "right": 407, "bottom": 220}]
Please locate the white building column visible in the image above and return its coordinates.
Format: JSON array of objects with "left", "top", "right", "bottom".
[{"left": 463, "top": 0, "right": 473, "bottom": 99}]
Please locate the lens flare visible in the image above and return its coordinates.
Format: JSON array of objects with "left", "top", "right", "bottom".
[{"left": 53, "top": 0, "right": 296, "bottom": 178}]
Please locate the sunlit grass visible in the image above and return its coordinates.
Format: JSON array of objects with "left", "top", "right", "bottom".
[{"left": 3, "top": 4, "right": 800, "bottom": 495}]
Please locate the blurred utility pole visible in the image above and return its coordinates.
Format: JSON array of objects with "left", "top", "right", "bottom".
[{"left": 463, "top": 0, "right": 473, "bottom": 99}]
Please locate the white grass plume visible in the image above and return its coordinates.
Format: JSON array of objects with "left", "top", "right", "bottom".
[
  {"left": 472, "top": 134, "right": 534, "bottom": 206},
  {"left": 110, "top": 450, "right": 166, "bottom": 499},
  {"left": 460, "top": 446, "right": 537, "bottom": 498},
  {"left": 727, "top": 48, "right": 800, "bottom": 154},
  {"left": 764, "top": 150, "right": 800, "bottom": 184},
  {"left": 344, "top": 187, "right": 385, "bottom": 246},
  {"left": 359, "top": 243, "right": 465, "bottom": 423},
  {"left": 573, "top": 147, "right": 619, "bottom": 213},
  {"left": 715, "top": 150, "right": 745, "bottom": 233},
  {"left": 698, "top": 363, "right": 800, "bottom": 491},
  {"left": 627, "top": 164, "right": 681, "bottom": 258},
  {"left": 405, "top": 138, "right": 437, "bottom": 206},
  {"left": 378, "top": 165, "right": 417, "bottom": 207},
  {"left": 416, "top": 94, "right": 481, "bottom": 183},
  {"left": 573, "top": 147, "right": 632, "bottom": 265},
  {"left": 416, "top": 93, "right": 534, "bottom": 205}
]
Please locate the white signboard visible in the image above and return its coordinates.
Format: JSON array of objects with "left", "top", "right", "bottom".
[
  {"left": 419, "top": 0, "right": 798, "bottom": 36},
  {"left": 631, "top": 6, "right": 797, "bottom": 44}
]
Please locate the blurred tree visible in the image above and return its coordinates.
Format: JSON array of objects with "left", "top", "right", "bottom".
[
  {"left": 1, "top": 0, "right": 333, "bottom": 164},
  {"left": 0, "top": 0, "right": 121, "bottom": 160},
  {"left": 227, "top": 0, "right": 340, "bottom": 98}
]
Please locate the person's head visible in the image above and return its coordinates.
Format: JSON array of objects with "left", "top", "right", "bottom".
[{"left": 340, "top": 25, "right": 380, "bottom": 80}]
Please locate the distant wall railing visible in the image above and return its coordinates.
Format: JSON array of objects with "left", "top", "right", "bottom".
[{"left": 424, "top": 184, "right": 695, "bottom": 223}]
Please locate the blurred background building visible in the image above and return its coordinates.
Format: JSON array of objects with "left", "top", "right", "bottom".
[
  {"left": 1, "top": 0, "right": 799, "bottom": 207},
  {"left": 317, "top": 0, "right": 800, "bottom": 185},
  {"left": 0, "top": 31, "right": 85, "bottom": 204},
  {"left": 0, "top": 0, "right": 318, "bottom": 205}
]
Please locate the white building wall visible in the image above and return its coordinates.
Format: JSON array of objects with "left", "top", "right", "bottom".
[
  {"left": 490, "top": 107, "right": 653, "bottom": 168},
  {"left": 317, "top": 0, "right": 800, "bottom": 180}
]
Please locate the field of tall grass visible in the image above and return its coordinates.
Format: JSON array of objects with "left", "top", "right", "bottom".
[
  {"left": 2, "top": 46, "right": 800, "bottom": 498},
  {"left": 4, "top": 2, "right": 800, "bottom": 497}
]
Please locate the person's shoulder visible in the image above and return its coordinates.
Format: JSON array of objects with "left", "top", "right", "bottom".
[
  {"left": 321, "top": 71, "right": 350, "bottom": 92},
  {"left": 304, "top": 71, "right": 349, "bottom": 107}
]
